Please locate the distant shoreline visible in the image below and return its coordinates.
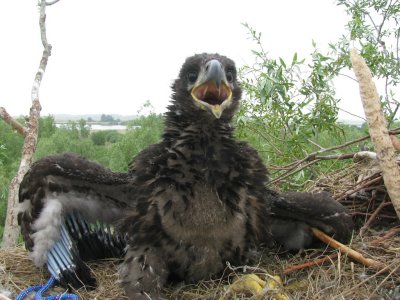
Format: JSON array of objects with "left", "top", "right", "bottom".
[{"left": 12, "top": 113, "right": 365, "bottom": 127}]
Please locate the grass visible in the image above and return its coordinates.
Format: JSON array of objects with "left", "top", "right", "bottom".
[{"left": 1, "top": 233, "right": 399, "bottom": 299}]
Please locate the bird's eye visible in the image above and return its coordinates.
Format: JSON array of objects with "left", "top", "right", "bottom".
[
  {"left": 187, "top": 71, "right": 198, "bottom": 84},
  {"left": 226, "top": 71, "right": 234, "bottom": 83}
]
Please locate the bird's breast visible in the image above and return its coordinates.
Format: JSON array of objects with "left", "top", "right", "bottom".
[{"left": 158, "top": 182, "right": 246, "bottom": 248}]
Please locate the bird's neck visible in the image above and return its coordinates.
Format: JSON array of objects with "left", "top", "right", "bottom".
[{"left": 163, "top": 106, "right": 235, "bottom": 144}]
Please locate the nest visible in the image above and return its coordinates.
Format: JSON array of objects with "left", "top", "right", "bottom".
[
  {"left": 0, "top": 248, "right": 126, "bottom": 300},
  {"left": 308, "top": 152, "right": 399, "bottom": 230},
  {"left": 1, "top": 157, "right": 399, "bottom": 300}
]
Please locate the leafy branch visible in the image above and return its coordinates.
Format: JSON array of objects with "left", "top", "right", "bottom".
[
  {"left": 238, "top": 1, "right": 400, "bottom": 189},
  {"left": 270, "top": 128, "right": 400, "bottom": 185}
]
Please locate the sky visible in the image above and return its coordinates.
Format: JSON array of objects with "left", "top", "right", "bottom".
[{"left": 0, "top": 1, "right": 367, "bottom": 120}]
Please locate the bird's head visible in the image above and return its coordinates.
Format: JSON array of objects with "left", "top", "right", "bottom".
[{"left": 172, "top": 53, "right": 241, "bottom": 120}]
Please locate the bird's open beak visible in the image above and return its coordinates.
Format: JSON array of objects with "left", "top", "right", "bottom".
[{"left": 191, "top": 60, "right": 233, "bottom": 119}]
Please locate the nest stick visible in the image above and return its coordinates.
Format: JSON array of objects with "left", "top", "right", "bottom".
[
  {"left": 283, "top": 253, "right": 338, "bottom": 275},
  {"left": 311, "top": 227, "right": 386, "bottom": 270},
  {"left": 369, "top": 226, "right": 400, "bottom": 246},
  {"left": 359, "top": 199, "right": 392, "bottom": 236}
]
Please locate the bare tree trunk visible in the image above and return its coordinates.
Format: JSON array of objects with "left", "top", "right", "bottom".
[
  {"left": 350, "top": 49, "right": 400, "bottom": 220},
  {"left": 0, "top": 0, "right": 56, "bottom": 248},
  {"left": 0, "top": 102, "right": 41, "bottom": 247}
]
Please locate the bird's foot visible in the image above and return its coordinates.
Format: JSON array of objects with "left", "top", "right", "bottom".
[{"left": 220, "top": 274, "right": 288, "bottom": 300}]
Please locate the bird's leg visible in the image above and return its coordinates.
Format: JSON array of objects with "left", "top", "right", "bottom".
[{"left": 119, "top": 246, "right": 168, "bottom": 300}]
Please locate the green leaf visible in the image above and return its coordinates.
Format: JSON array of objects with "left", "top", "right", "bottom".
[
  {"left": 292, "top": 52, "right": 298, "bottom": 66},
  {"left": 279, "top": 57, "right": 286, "bottom": 68}
]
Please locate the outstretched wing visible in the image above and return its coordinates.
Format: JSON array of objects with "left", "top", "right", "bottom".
[{"left": 18, "top": 153, "right": 134, "bottom": 288}]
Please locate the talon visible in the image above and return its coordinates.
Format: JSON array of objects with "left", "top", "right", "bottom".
[
  {"left": 265, "top": 275, "right": 289, "bottom": 300},
  {"left": 230, "top": 274, "right": 266, "bottom": 295},
  {"left": 221, "top": 274, "right": 289, "bottom": 300}
]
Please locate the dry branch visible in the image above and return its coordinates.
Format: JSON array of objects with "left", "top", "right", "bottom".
[
  {"left": 314, "top": 153, "right": 356, "bottom": 160},
  {"left": 350, "top": 49, "right": 400, "bottom": 220},
  {"left": 282, "top": 253, "right": 338, "bottom": 275},
  {"left": 1, "top": 0, "right": 53, "bottom": 248},
  {"left": 335, "top": 173, "right": 382, "bottom": 202},
  {"left": 359, "top": 197, "right": 392, "bottom": 236},
  {"left": 271, "top": 128, "right": 400, "bottom": 182},
  {"left": 369, "top": 226, "right": 400, "bottom": 247},
  {"left": 0, "top": 108, "right": 27, "bottom": 136},
  {"left": 311, "top": 227, "right": 386, "bottom": 271}
]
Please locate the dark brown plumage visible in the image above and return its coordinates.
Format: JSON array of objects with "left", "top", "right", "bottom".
[{"left": 18, "top": 53, "right": 353, "bottom": 299}]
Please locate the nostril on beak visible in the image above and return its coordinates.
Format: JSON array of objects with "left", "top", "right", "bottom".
[{"left": 205, "top": 60, "right": 223, "bottom": 88}]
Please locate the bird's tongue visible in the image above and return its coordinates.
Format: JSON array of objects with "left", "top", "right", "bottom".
[{"left": 193, "top": 81, "right": 229, "bottom": 105}]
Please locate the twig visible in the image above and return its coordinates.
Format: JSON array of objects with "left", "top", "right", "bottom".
[
  {"left": 282, "top": 253, "right": 338, "bottom": 275},
  {"left": 335, "top": 175, "right": 382, "bottom": 202},
  {"left": 271, "top": 128, "right": 400, "bottom": 182},
  {"left": 359, "top": 197, "right": 392, "bottom": 236},
  {"left": 314, "top": 153, "right": 355, "bottom": 160},
  {"left": 397, "top": 27, "right": 400, "bottom": 62},
  {"left": 281, "top": 134, "right": 372, "bottom": 169},
  {"left": 338, "top": 107, "right": 366, "bottom": 119},
  {"left": 341, "top": 260, "right": 400, "bottom": 298},
  {"left": 311, "top": 227, "right": 387, "bottom": 271},
  {"left": 246, "top": 124, "right": 284, "bottom": 155},
  {"left": 307, "top": 139, "right": 325, "bottom": 150},
  {"left": 269, "top": 127, "right": 400, "bottom": 173},
  {"left": 271, "top": 136, "right": 370, "bottom": 183},
  {"left": 371, "top": 261, "right": 400, "bottom": 297},
  {"left": 351, "top": 212, "right": 398, "bottom": 219},
  {"left": 375, "top": 0, "right": 391, "bottom": 45},
  {"left": 271, "top": 153, "right": 357, "bottom": 184},
  {"left": 369, "top": 226, "right": 400, "bottom": 247},
  {"left": 271, "top": 159, "right": 321, "bottom": 185}
]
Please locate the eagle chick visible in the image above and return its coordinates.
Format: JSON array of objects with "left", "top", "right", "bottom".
[{"left": 18, "top": 53, "right": 353, "bottom": 300}]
